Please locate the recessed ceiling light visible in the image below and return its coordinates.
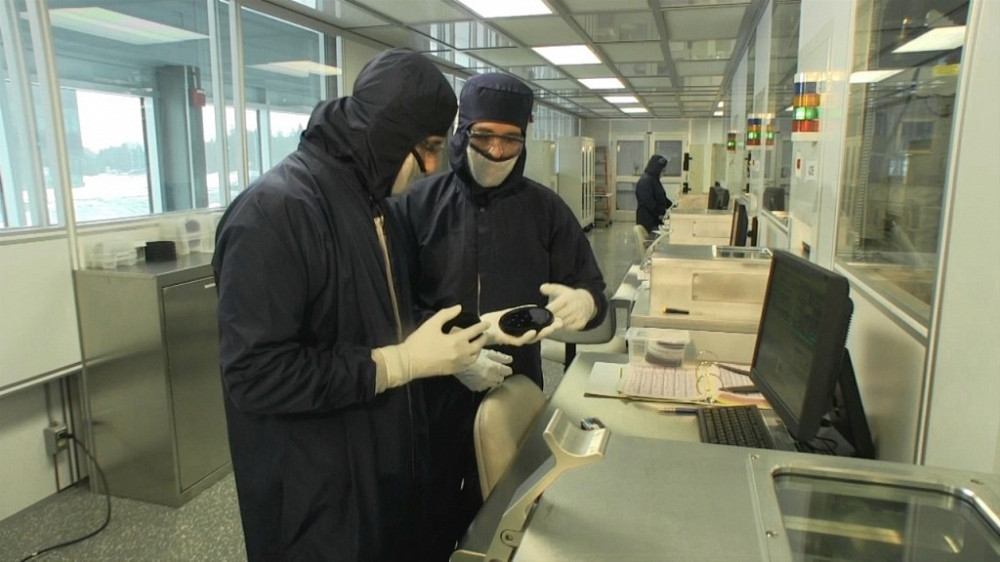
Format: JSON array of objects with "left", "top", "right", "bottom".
[
  {"left": 48, "top": 7, "right": 207, "bottom": 45},
  {"left": 713, "top": 110, "right": 724, "bottom": 116},
  {"left": 250, "top": 60, "right": 342, "bottom": 78},
  {"left": 455, "top": 0, "right": 551, "bottom": 18},
  {"left": 849, "top": 69, "right": 904, "bottom": 83},
  {"left": 893, "top": 26, "right": 966, "bottom": 53},
  {"left": 579, "top": 78, "right": 625, "bottom": 90},
  {"left": 604, "top": 95, "right": 638, "bottom": 104},
  {"left": 532, "top": 45, "right": 600, "bottom": 66},
  {"left": 621, "top": 107, "right": 648, "bottom": 114},
  {"left": 717, "top": 101, "right": 725, "bottom": 108}
]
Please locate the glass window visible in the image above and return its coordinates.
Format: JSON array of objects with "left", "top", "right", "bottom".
[{"left": 836, "top": 0, "right": 968, "bottom": 323}]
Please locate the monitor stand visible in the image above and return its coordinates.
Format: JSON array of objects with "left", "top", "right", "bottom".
[
  {"left": 450, "top": 408, "right": 611, "bottom": 562},
  {"left": 795, "top": 350, "right": 876, "bottom": 459}
]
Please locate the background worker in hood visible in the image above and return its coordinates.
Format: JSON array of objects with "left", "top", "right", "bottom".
[
  {"left": 212, "top": 48, "right": 485, "bottom": 561},
  {"left": 635, "top": 154, "right": 671, "bottom": 235},
  {"left": 389, "top": 73, "right": 608, "bottom": 560}
]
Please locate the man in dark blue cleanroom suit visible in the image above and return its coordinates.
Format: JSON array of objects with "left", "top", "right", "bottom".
[
  {"left": 635, "top": 154, "right": 671, "bottom": 234},
  {"left": 212, "top": 48, "right": 491, "bottom": 561},
  {"left": 389, "top": 72, "right": 608, "bottom": 560}
]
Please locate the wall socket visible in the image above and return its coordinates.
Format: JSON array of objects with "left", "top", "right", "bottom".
[{"left": 43, "top": 423, "right": 69, "bottom": 456}]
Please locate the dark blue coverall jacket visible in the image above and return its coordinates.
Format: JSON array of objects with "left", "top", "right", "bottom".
[
  {"left": 212, "top": 49, "right": 456, "bottom": 561},
  {"left": 635, "top": 154, "right": 670, "bottom": 233}
]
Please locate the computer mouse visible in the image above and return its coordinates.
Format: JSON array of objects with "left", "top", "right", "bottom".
[
  {"left": 441, "top": 311, "right": 482, "bottom": 337},
  {"left": 498, "top": 306, "right": 554, "bottom": 336}
]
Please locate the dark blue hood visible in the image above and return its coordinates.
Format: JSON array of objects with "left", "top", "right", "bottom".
[
  {"left": 299, "top": 48, "right": 457, "bottom": 201},
  {"left": 644, "top": 155, "right": 668, "bottom": 176},
  {"left": 448, "top": 73, "right": 534, "bottom": 196}
]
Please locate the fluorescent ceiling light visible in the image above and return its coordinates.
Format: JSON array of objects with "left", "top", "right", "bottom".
[
  {"left": 456, "top": 0, "right": 551, "bottom": 18},
  {"left": 251, "top": 60, "right": 342, "bottom": 78},
  {"left": 532, "top": 45, "right": 600, "bottom": 65},
  {"left": 717, "top": 101, "right": 725, "bottom": 108},
  {"left": 579, "top": 78, "right": 625, "bottom": 90},
  {"left": 849, "top": 69, "right": 904, "bottom": 83},
  {"left": 48, "top": 7, "right": 207, "bottom": 45},
  {"left": 893, "top": 26, "right": 966, "bottom": 53},
  {"left": 713, "top": 110, "right": 724, "bottom": 116},
  {"left": 604, "top": 95, "right": 638, "bottom": 104},
  {"left": 621, "top": 107, "right": 648, "bottom": 114}
]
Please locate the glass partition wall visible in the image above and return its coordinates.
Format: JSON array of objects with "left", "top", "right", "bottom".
[{"left": 836, "top": 0, "right": 968, "bottom": 324}]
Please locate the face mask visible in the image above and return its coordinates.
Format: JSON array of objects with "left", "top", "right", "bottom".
[
  {"left": 466, "top": 145, "right": 517, "bottom": 188},
  {"left": 390, "top": 153, "right": 423, "bottom": 195}
]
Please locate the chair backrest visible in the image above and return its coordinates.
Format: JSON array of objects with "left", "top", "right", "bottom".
[
  {"left": 632, "top": 224, "right": 649, "bottom": 261},
  {"left": 473, "top": 375, "right": 547, "bottom": 499}
]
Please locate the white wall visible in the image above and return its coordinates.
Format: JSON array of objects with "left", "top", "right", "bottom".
[{"left": 921, "top": 0, "right": 1000, "bottom": 473}]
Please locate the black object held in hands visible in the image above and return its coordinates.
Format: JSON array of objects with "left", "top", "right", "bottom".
[{"left": 498, "top": 306, "right": 554, "bottom": 336}]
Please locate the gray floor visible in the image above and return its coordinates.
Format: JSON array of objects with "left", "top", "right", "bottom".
[{"left": 0, "top": 219, "right": 636, "bottom": 562}]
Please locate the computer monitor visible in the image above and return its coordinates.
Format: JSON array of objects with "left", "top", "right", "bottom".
[
  {"left": 708, "top": 185, "right": 730, "bottom": 210},
  {"left": 763, "top": 187, "right": 786, "bottom": 212},
  {"left": 729, "top": 201, "right": 749, "bottom": 246},
  {"left": 750, "top": 251, "right": 875, "bottom": 458}
]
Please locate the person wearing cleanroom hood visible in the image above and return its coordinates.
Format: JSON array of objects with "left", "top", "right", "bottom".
[
  {"left": 389, "top": 72, "right": 608, "bottom": 560},
  {"left": 213, "top": 48, "right": 490, "bottom": 561}
]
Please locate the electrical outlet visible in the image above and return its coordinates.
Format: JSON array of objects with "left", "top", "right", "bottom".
[{"left": 43, "top": 424, "right": 68, "bottom": 456}]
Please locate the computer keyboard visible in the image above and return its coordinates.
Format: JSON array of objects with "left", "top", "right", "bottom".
[{"left": 697, "top": 405, "right": 776, "bottom": 449}]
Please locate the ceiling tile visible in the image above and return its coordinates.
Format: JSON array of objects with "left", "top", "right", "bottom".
[
  {"left": 352, "top": 0, "right": 469, "bottom": 23},
  {"left": 668, "top": 38, "right": 736, "bottom": 60},
  {"left": 617, "top": 62, "right": 671, "bottom": 78},
  {"left": 662, "top": 5, "right": 746, "bottom": 41},
  {"left": 491, "top": 16, "right": 580, "bottom": 45},
  {"left": 675, "top": 60, "right": 729, "bottom": 77},
  {"left": 574, "top": 12, "right": 659, "bottom": 42},
  {"left": 463, "top": 47, "right": 546, "bottom": 67},
  {"left": 361, "top": 27, "right": 450, "bottom": 51},
  {"left": 601, "top": 41, "right": 664, "bottom": 64},
  {"left": 559, "top": 0, "right": 650, "bottom": 12},
  {"left": 559, "top": 64, "right": 615, "bottom": 79},
  {"left": 628, "top": 76, "right": 673, "bottom": 89},
  {"left": 411, "top": 21, "right": 516, "bottom": 49},
  {"left": 530, "top": 79, "right": 584, "bottom": 93},
  {"left": 427, "top": 49, "right": 493, "bottom": 70},
  {"left": 681, "top": 75, "right": 724, "bottom": 87},
  {"left": 279, "top": 0, "right": 389, "bottom": 27}
]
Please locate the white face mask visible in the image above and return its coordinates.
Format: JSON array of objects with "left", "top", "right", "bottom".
[
  {"left": 390, "top": 152, "right": 422, "bottom": 195},
  {"left": 466, "top": 145, "right": 517, "bottom": 188}
]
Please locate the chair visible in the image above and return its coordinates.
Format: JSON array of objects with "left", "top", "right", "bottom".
[
  {"left": 632, "top": 224, "right": 649, "bottom": 262},
  {"left": 473, "top": 375, "right": 547, "bottom": 499},
  {"left": 540, "top": 305, "right": 626, "bottom": 368}
]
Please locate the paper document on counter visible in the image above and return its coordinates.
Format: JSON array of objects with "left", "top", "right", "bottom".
[{"left": 585, "top": 361, "right": 767, "bottom": 406}]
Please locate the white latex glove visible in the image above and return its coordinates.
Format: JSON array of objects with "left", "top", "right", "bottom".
[
  {"left": 480, "top": 307, "right": 563, "bottom": 346},
  {"left": 540, "top": 283, "right": 597, "bottom": 331},
  {"left": 372, "top": 305, "right": 487, "bottom": 392},
  {"left": 455, "top": 349, "right": 514, "bottom": 392}
]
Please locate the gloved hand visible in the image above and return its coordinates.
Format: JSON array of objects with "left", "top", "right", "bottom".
[
  {"left": 372, "top": 305, "right": 487, "bottom": 392},
  {"left": 480, "top": 307, "right": 563, "bottom": 347},
  {"left": 455, "top": 349, "right": 514, "bottom": 392},
  {"left": 540, "top": 283, "right": 596, "bottom": 331}
]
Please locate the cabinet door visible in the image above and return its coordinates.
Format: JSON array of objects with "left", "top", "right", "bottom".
[{"left": 162, "top": 277, "right": 230, "bottom": 491}]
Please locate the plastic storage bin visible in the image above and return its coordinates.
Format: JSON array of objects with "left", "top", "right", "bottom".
[{"left": 626, "top": 327, "right": 691, "bottom": 368}]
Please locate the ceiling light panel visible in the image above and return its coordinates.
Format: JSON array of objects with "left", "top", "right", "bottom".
[
  {"left": 492, "top": 16, "right": 579, "bottom": 45},
  {"left": 454, "top": 0, "right": 551, "bottom": 18},
  {"left": 620, "top": 107, "right": 649, "bottom": 113},
  {"left": 579, "top": 78, "right": 626, "bottom": 90},
  {"left": 250, "top": 60, "right": 341, "bottom": 77},
  {"left": 602, "top": 42, "right": 664, "bottom": 64},
  {"left": 355, "top": 0, "right": 468, "bottom": 23},
  {"left": 893, "top": 26, "right": 966, "bottom": 53},
  {"left": 412, "top": 21, "right": 516, "bottom": 49},
  {"left": 560, "top": 64, "right": 615, "bottom": 79},
  {"left": 48, "top": 8, "right": 207, "bottom": 45},
  {"left": 849, "top": 69, "right": 905, "bottom": 83},
  {"left": 574, "top": 12, "right": 660, "bottom": 42},
  {"left": 604, "top": 95, "right": 639, "bottom": 104},
  {"left": 465, "top": 47, "right": 546, "bottom": 67},
  {"left": 529, "top": 79, "right": 585, "bottom": 93},
  {"left": 532, "top": 45, "right": 601, "bottom": 65},
  {"left": 663, "top": 5, "right": 745, "bottom": 42}
]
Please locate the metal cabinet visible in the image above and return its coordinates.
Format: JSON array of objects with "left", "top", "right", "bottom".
[{"left": 75, "top": 254, "right": 230, "bottom": 506}]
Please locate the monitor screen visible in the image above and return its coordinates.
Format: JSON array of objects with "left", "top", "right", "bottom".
[
  {"left": 750, "top": 251, "right": 867, "bottom": 453},
  {"left": 730, "top": 202, "right": 749, "bottom": 246},
  {"left": 708, "top": 185, "right": 730, "bottom": 210}
]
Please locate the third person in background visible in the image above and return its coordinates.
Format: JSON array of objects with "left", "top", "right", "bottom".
[{"left": 635, "top": 154, "right": 671, "bottom": 235}]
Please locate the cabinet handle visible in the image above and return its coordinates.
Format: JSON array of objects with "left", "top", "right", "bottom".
[{"left": 204, "top": 282, "right": 216, "bottom": 289}]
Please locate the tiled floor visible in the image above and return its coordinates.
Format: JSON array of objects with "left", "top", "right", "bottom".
[{"left": 0, "top": 219, "right": 637, "bottom": 562}]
